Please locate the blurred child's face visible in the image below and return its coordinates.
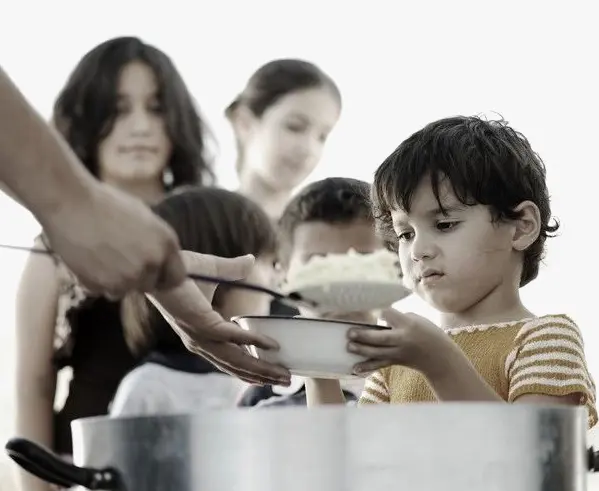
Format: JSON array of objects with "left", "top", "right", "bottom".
[
  {"left": 98, "top": 61, "right": 171, "bottom": 188},
  {"left": 390, "top": 177, "right": 518, "bottom": 316},
  {"left": 218, "top": 256, "right": 275, "bottom": 320},
  {"left": 239, "top": 87, "right": 340, "bottom": 191},
  {"left": 285, "top": 219, "right": 383, "bottom": 321}
]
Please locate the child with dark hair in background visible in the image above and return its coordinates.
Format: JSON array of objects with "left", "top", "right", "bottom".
[
  {"left": 110, "top": 187, "right": 278, "bottom": 415},
  {"left": 238, "top": 177, "right": 409, "bottom": 407},
  {"left": 15, "top": 37, "right": 215, "bottom": 491},
  {"left": 305, "top": 116, "right": 597, "bottom": 431}
]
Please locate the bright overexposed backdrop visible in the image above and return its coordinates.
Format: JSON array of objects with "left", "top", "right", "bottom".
[{"left": 0, "top": 0, "right": 597, "bottom": 488}]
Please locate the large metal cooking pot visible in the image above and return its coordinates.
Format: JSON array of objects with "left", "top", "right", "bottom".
[{"left": 7, "top": 403, "right": 599, "bottom": 490}]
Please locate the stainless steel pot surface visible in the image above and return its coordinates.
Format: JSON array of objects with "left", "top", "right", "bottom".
[{"left": 7, "top": 403, "right": 598, "bottom": 490}]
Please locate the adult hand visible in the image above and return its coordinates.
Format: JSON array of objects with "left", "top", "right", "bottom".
[
  {"left": 0, "top": 68, "right": 185, "bottom": 295},
  {"left": 147, "top": 251, "right": 292, "bottom": 386},
  {"left": 42, "top": 183, "right": 186, "bottom": 298}
]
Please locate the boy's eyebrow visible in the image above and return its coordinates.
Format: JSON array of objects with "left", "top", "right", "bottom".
[
  {"left": 393, "top": 203, "right": 467, "bottom": 227},
  {"left": 427, "top": 203, "right": 467, "bottom": 217},
  {"left": 392, "top": 202, "right": 467, "bottom": 228}
]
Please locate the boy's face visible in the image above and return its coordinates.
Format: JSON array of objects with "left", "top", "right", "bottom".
[
  {"left": 285, "top": 219, "right": 384, "bottom": 321},
  {"left": 390, "top": 177, "right": 518, "bottom": 316}
]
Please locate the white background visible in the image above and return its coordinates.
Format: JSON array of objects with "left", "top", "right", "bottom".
[{"left": 0, "top": 0, "right": 597, "bottom": 488}]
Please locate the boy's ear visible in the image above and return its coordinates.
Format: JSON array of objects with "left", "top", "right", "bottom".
[{"left": 511, "top": 201, "right": 541, "bottom": 251}]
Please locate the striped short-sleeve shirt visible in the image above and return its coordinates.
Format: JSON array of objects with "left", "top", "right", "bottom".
[{"left": 359, "top": 314, "right": 597, "bottom": 428}]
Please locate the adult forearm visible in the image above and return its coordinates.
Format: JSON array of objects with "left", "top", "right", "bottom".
[{"left": 0, "top": 66, "right": 94, "bottom": 220}]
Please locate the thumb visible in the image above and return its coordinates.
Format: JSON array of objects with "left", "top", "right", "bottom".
[
  {"left": 180, "top": 251, "right": 255, "bottom": 281},
  {"left": 212, "top": 254, "right": 255, "bottom": 281},
  {"left": 380, "top": 308, "right": 408, "bottom": 327}
]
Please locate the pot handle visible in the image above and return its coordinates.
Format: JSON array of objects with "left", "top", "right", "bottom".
[
  {"left": 589, "top": 447, "right": 599, "bottom": 472},
  {"left": 5, "top": 437, "right": 121, "bottom": 490}
]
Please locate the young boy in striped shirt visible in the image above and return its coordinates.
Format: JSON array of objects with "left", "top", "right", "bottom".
[{"left": 305, "top": 115, "right": 597, "bottom": 428}]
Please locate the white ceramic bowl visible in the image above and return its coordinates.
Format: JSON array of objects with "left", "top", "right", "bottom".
[{"left": 232, "top": 315, "right": 385, "bottom": 379}]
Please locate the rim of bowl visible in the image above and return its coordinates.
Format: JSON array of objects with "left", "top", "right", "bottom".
[{"left": 231, "top": 315, "right": 386, "bottom": 329}]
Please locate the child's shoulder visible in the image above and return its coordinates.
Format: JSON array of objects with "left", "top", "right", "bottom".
[
  {"left": 512, "top": 314, "right": 583, "bottom": 344},
  {"left": 521, "top": 313, "right": 577, "bottom": 326},
  {"left": 445, "top": 313, "right": 579, "bottom": 338}
]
